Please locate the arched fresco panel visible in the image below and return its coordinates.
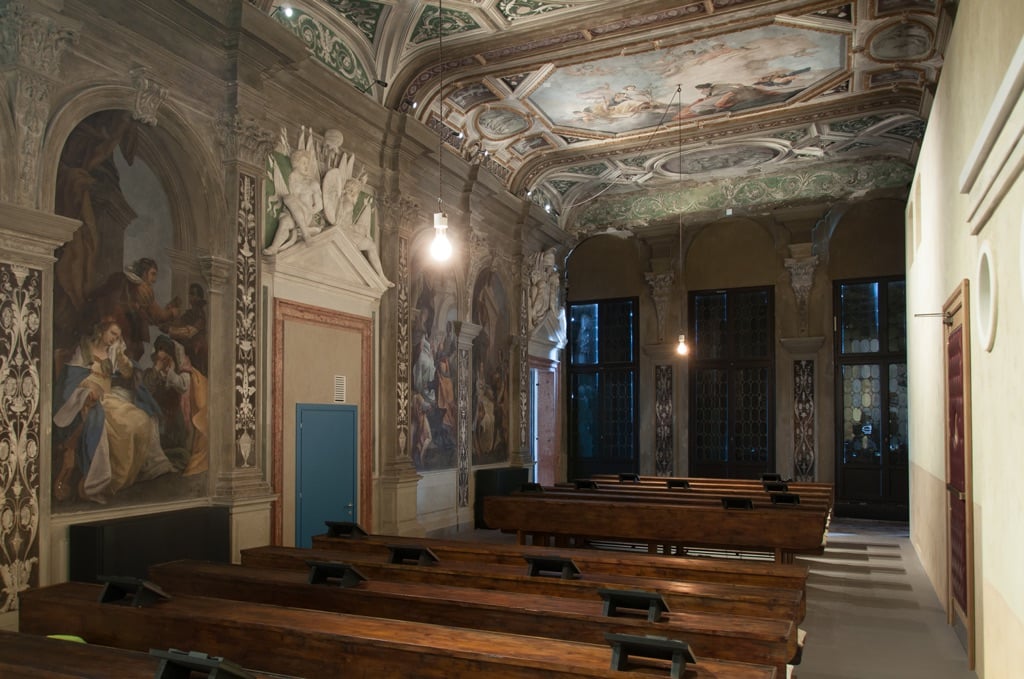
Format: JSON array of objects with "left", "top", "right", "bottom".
[
  {"left": 471, "top": 267, "right": 510, "bottom": 466},
  {"left": 410, "top": 250, "right": 459, "bottom": 471},
  {"left": 51, "top": 110, "right": 209, "bottom": 510}
]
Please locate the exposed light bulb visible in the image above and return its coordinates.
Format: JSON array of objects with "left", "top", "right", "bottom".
[
  {"left": 676, "top": 333, "right": 689, "bottom": 356},
  {"left": 430, "top": 212, "right": 452, "bottom": 261},
  {"left": 282, "top": 5, "right": 294, "bottom": 17}
]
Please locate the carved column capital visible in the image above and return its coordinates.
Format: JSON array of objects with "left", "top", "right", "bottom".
[
  {"left": 644, "top": 270, "right": 675, "bottom": 343},
  {"left": 784, "top": 254, "right": 819, "bottom": 336},
  {"left": 1, "top": 2, "right": 77, "bottom": 208},
  {"left": 378, "top": 193, "right": 420, "bottom": 235},
  {"left": 214, "top": 112, "right": 276, "bottom": 168}
]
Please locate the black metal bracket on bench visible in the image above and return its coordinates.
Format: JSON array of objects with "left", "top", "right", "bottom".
[
  {"left": 666, "top": 479, "right": 689, "bottom": 489},
  {"left": 524, "top": 554, "right": 580, "bottom": 579},
  {"left": 721, "top": 496, "right": 754, "bottom": 510},
  {"left": 150, "top": 648, "right": 256, "bottom": 679},
  {"left": 574, "top": 478, "right": 599, "bottom": 489},
  {"left": 306, "top": 560, "right": 367, "bottom": 587},
  {"left": 770, "top": 492, "right": 801, "bottom": 505},
  {"left": 323, "top": 520, "right": 369, "bottom": 538},
  {"left": 519, "top": 482, "right": 544, "bottom": 493},
  {"left": 386, "top": 545, "right": 440, "bottom": 566},
  {"left": 97, "top": 575, "right": 170, "bottom": 608},
  {"left": 760, "top": 472, "right": 782, "bottom": 482},
  {"left": 618, "top": 472, "right": 640, "bottom": 483},
  {"left": 604, "top": 633, "right": 696, "bottom": 679},
  {"left": 598, "top": 588, "right": 669, "bottom": 622},
  {"left": 763, "top": 481, "right": 789, "bottom": 492}
]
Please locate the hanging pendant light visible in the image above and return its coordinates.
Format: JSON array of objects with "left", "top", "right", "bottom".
[
  {"left": 430, "top": 0, "right": 452, "bottom": 262},
  {"left": 674, "top": 84, "right": 689, "bottom": 359}
]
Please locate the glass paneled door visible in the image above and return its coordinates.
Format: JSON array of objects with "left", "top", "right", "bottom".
[
  {"left": 688, "top": 287, "right": 775, "bottom": 479},
  {"left": 567, "top": 298, "right": 638, "bottom": 479},
  {"left": 834, "top": 278, "right": 908, "bottom": 520}
]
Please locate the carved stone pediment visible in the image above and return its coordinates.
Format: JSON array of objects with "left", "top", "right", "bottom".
[{"left": 269, "top": 227, "right": 390, "bottom": 305}]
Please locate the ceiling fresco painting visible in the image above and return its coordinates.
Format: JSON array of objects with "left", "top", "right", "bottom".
[
  {"left": 528, "top": 24, "right": 846, "bottom": 135},
  {"left": 267, "top": 0, "right": 954, "bottom": 235}
]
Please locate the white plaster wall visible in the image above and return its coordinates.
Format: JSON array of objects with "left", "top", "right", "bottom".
[{"left": 909, "top": 2, "right": 1024, "bottom": 675}]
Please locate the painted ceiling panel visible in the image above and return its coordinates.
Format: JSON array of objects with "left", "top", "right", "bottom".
[{"left": 268, "top": 0, "right": 952, "bottom": 233}]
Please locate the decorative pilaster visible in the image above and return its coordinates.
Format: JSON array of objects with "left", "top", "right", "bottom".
[
  {"left": 233, "top": 172, "right": 259, "bottom": 470},
  {"left": 784, "top": 244, "right": 819, "bottom": 337},
  {"left": 0, "top": 203, "right": 79, "bottom": 615},
  {"left": 456, "top": 322, "right": 482, "bottom": 508},
  {"left": 780, "top": 336, "right": 824, "bottom": 482},
  {"left": 644, "top": 342, "right": 683, "bottom": 476},
  {"left": 516, "top": 256, "right": 529, "bottom": 464},
  {"left": 793, "top": 359, "right": 815, "bottom": 481},
  {"left": 0, "top": 1, "right": 78, "bottom": 207}
]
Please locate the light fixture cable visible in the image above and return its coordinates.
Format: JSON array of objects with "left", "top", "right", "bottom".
[
  {"left": 429, "top": 0, "right": 452, "bottom": 261},
  {"left": 674, "top": 84, "right": 688, "bottom": 357}
]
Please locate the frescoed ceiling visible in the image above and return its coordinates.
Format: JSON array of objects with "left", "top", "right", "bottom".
[{"left": 259, "top": 0, "right": 953, "bottom": 237}]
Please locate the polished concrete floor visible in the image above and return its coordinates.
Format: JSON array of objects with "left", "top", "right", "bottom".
[
  {"left": 454, "top": 517, "right": 977, "bottom": 679},
  {"left": 795, "top": 518, "right": 976, "bottom": 679}
]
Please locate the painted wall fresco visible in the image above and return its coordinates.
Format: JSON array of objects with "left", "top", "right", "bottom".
[
  {"left": 471, "top": 268, "right": 510, "bottom": 466},
  {"left": 51, "top": 110, "right": 208, "bottom": 510},
  {"left": 529, "top": 23, "right": 846, "bottom": 134},
  {"left": 410, "top": 251, "right": 459, "bottom": 471}
]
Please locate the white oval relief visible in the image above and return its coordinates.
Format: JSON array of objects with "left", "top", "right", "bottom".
[{"left": 976, "top": 241, "right": 997, "bottom": 353}]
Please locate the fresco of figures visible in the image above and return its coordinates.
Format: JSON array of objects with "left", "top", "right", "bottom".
[
  {"left": 50, "top": 110, "right": 209, "bottom": 510},
  {"left": 410, "top": 253, "right": 460, "bottom": 471},
  {"left": 471, "top": 268, "right": 509, "bottom": 466}
]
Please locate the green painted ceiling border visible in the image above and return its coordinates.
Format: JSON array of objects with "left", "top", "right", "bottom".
[{"left": 572, "top": 158, "right": 913, "bottom": 232}]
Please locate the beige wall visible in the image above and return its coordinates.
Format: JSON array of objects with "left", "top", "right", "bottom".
[{"left": 908, "top": 1, "right": 1024, "bottom": 675}]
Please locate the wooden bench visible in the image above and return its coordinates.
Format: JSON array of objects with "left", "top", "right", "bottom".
[
  {"left": 148, "top": 558, "right": 799, "bottom": 673},
  {"left": 0, "top": 629, "right": 290, "bottom": 679},
  {"left": 309, "top": 529, "right": 810, "bottom": 591},
  {"left": 18, "top": 581, "right": 779, "bottom": 679},
  {"left": 587, "top": 475, "right": 834, "bottom": 506},
  {"left": 483, "top": 494, "right": 829, "bottom": 563},
  {"left": 533, "top": 486, "right": 832, "bottom": 512},
  {"left": 240, "top": 544, "right": 806, "bottom": 622}
]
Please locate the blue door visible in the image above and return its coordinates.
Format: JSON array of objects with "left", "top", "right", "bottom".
[{"left": 295, "top": 404, "right": 357, "bottom": 548}]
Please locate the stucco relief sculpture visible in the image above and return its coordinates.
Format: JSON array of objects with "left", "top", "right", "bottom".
[
  {"left": 528, "top": 247, "right": 566, "bottom": 342},
  {"left": 264, "top": 127, "right": 391, "bottom": 285}
]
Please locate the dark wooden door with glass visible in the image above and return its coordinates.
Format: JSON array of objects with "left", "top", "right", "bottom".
[
  {"left": 567, "top": 298, "right": 638, "bottom": 479},
  {"left": 834, "top": 277, "right": 908, "bottom": 520},
  {"left": 688, "top": 287, "right": 775, "bottom": 479}
]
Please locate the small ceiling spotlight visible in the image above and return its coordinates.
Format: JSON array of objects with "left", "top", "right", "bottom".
[{"left": 271, "top": 5, "right": 294, "bottom": 19}]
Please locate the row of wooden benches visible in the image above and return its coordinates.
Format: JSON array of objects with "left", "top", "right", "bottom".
[
  {"left": 15, "top": 525, "right": 812, "bottom": 678},
  {"left": 483, "top": 475, "right": 833, "bottom": 562}
]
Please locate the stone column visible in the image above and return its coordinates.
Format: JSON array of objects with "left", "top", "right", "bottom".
[
  {"left": 781, "top": 245, "right": 822, "bottom": 481},
  {"left": 375, "top": 198, "right": 424, "bottom": 536},
  {"left": 456, "top": 322, "right": 482, "bottom": 508},
  {"left": 211, "top": 113, "right": 276, "bottom": 555}
]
